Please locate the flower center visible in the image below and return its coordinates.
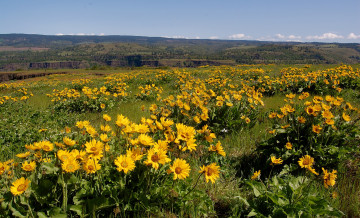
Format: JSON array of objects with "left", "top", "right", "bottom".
[
  {"left": 121, "top": 161, "right": 128, "bottom": 168},
  {"left": 181, "top": 133, "right": 187, "bottom": 139},
  {"left": 206, "top": 168, "right": 213, "bottom": 177},
  {"left": 88, "top": 165, "right": 95, "bottom": 171},
  {"left": 90, "top": 147, "right": 97, "bottom": 152},
  {"left": 67, "top": 164, "right": 75, "bottom": 171},
  {"left": 17, "top": 184, "right": 26, "bottom": 192},
  {"left": 151, "top": 154, "right": 160, "bottom": 163},
  {"left": 175, "top": 167, "right": 182, "bottom": 174}
]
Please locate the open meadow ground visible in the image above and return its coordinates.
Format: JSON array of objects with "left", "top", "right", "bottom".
[{"left": 0, "top": 64, "right": 360, "bottom": 217}]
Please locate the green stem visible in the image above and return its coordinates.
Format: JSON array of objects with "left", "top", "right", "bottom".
[
  {"left": 181, "top": 172, "right": 203, "bottom": 200},
  {"left": 266, "top": 166, "right": 274, "bottom": 189},
  {"left": 27, "top": 197, "right": 35, "bottom": 218},
  {"left": 61, "top": 173, "right": 68, "bottom": 213}
]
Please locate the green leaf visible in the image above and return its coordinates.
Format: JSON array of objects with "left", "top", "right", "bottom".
[
  {"left": 246, "top": 180, "right": 265, "bottom": 197},
  {"left": 37, "top": 212, "right": 48, "bottom": 218},
  {"left": 86, "top": 196, "right": 116, "bottom": 213},
  {"left": 284, "top": 183, "right": 294, "bottom": 202},
  {"left": 69, "top": 204, "right": 83, "bottom": 216},
  {"left": 234, "top": 195, "right": 250, "bottom": 207},
  {"left": 272, "top": 208, "right": 289, "bottom": 217},
  {"left": 40, "top": 162, "right": 59, "bottom": 175},
  {"left": 272, "top": 176, "right": 279, "bottom": 186},
  {"left": 48, "top": 207, "right": 67, "bottom": 218},
  {"left": 67, "top": 174, "right": 78, "bottom": 185},
  {"left": 9, "top": 203, "right": 26, "bottom": 218},
  {"left": 266, "top": 193, "right": 280, "bottom": 206},
  {"left": 73, "top": 189, "right": 87, "bottom": 205},
  {"left": 247, "top": 209, "right": 257, "bottom": 217}
]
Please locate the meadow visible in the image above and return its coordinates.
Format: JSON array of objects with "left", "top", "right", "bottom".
[{"left": 0, "top": 64, "right": 359, "bottom": 217}]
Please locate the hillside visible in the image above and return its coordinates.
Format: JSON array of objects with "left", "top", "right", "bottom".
[{"left": 0, "top": 34, "right": 360, "bottom": 70}]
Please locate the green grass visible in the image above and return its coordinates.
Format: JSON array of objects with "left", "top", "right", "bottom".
[{"left": 1, "top": 65, "right": 360, "bottom": 216}]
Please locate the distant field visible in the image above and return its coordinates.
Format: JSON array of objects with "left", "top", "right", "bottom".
[{"left": 0, "top": 46, "right": 49, "bottom": 51}]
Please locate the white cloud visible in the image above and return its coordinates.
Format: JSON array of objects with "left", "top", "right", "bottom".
[
  {"left": 75, "top": 33, "right": 96, "bottom": 36},
  {"left": 288, "top": 35, "right": 301, "bottom": 40},
  {"left": 55, "top": 33, "right": 106, "bottom": 36},
  {"left": 306, "top": 32, "right": 344, "bottom": 40},
  {"left": 275, "top": 34, "right": 285, "bottom": 39},
  {"left": 348, "top": 33, "right": 360, "bottom": 39},
  {"left": 195, "top": 36, "right": 200, "bottom": 39},
  {"left": 256, "top": 34, "right": 302, "bottom": 42},
  {"left": 168, "top": 35, "right": 188, "bottom": 39},
  {"left": 209, "top": 36, "right": 219, "bottom": 39},
  {"left": 228, "top": 33, "right": 251, "bottom": 39},
  {"left": 274, "top": 34, "right": 301, "bottom": 41},
  {"left": 256, "top": 36, "right": 275, "bottom": 41}
]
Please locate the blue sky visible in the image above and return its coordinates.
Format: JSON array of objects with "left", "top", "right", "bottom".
[{"left": 1, "top": 0, "right": 359, "bottom": 42}]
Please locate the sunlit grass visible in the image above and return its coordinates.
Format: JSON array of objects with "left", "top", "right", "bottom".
[{"left": 0, "top": 64, "right": 359, "bottom": 216}]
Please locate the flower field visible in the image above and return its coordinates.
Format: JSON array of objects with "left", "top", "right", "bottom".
[{"left": 0, "top": 64, "right": 360, "bottom": 217}]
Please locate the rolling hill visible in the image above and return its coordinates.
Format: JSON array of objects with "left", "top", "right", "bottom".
[{"left": 0, "top": 34, "right": 359, "bottom": 71}]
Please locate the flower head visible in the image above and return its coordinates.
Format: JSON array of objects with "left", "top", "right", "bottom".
[
  {"left": 103, "top": 114, "right": 112, "bottom": 122},
  {"left": 0, "top": 162, "right": 10, "bottom": 175},
  {"left": 209, "top": 141, "right": 226, "bottom": 157},
  {"left": 322, "top": 168, "right": 337, "bottom": 188},
  {"left": 199, "top": 163, "right": 220, "bottom": 184},
  {"left": 116, "top": 114, "right": 130, "bottom": 128},
  {"left": 62, "top": 159, "right": 80, "bottom": 173},
  {"left": 83, "top": 158, "right": 101, "bottom": 174},
  {"left": 85, "top": 139, "right": 104, "bottom": 156},
  {"left": 114, "top": 155, "right": 135, "bottom": 174},
  {"left": 312, "top": 125, "right": 322, "bottom": 134},
  {"left": 22, "top": 161, "right": 36, "bottom": 172},
  {"left": 342, "top": 113, "right": 351, "bottom": 122},
  {"left": 285, "top": 142, "right": 292, "bottom": 150},
  {"left": 251, "top": 170, "right": 261, "bottom": 180},
  {"left": 40, "top": 140, "right": 54, "bottom": 152},
  {"left": 137, "top": 134, "right": 154, "bottom": 146},
  {"left": 298, "top": 155, "right": 314, "bottom": 169},
  {"left": 144, "top": 148, "right": 170, "bottom": 170},
  {"left": 63, "top": 137, "right": 76, "bottom": 147},
  {"left": 175, "top": 123, "right": 196, "bottom": 142},
  {"left": 16, "top": 151, "right": 31, "bottom": 159},
  {"left": 57, "top": 150, "right": 73, "bottom": 162},
  {"left": 169, "top": 159, "right": 191, "bottom": 180},
  {"left": 298, "top": 116, "right": 306, "bottom": 124},
  {"left": 10, "top": 177, "right": 30, "bottom": 196},
  {"left": 100, "top": 134, "right": 111, "bottom": 143},
  {"left": 198, "top": 125, "right": 216, "bottom": 142},
  {"left": 270, "top": 156, "right": 283, "bottom": 165},
  {"left": 126, "top": 147, "right": 144, "bottom": 161}
]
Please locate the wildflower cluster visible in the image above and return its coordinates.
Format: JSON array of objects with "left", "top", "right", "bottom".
[
  {"left": 0, "top": 87, "right": 33, "bottom": 105},
  {"left": 261, "top": 92, "right": 359, "bottom": 169},
  {"left": 0, "top": 113, "right": 224, "bottom": 216},
  {"left": 136, "top": 84, "right": 163, "bottom": 100}
]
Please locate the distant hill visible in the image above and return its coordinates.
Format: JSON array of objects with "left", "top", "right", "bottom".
[{"left": 0, "top": 34, "right": 359, "bottom": 70}]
